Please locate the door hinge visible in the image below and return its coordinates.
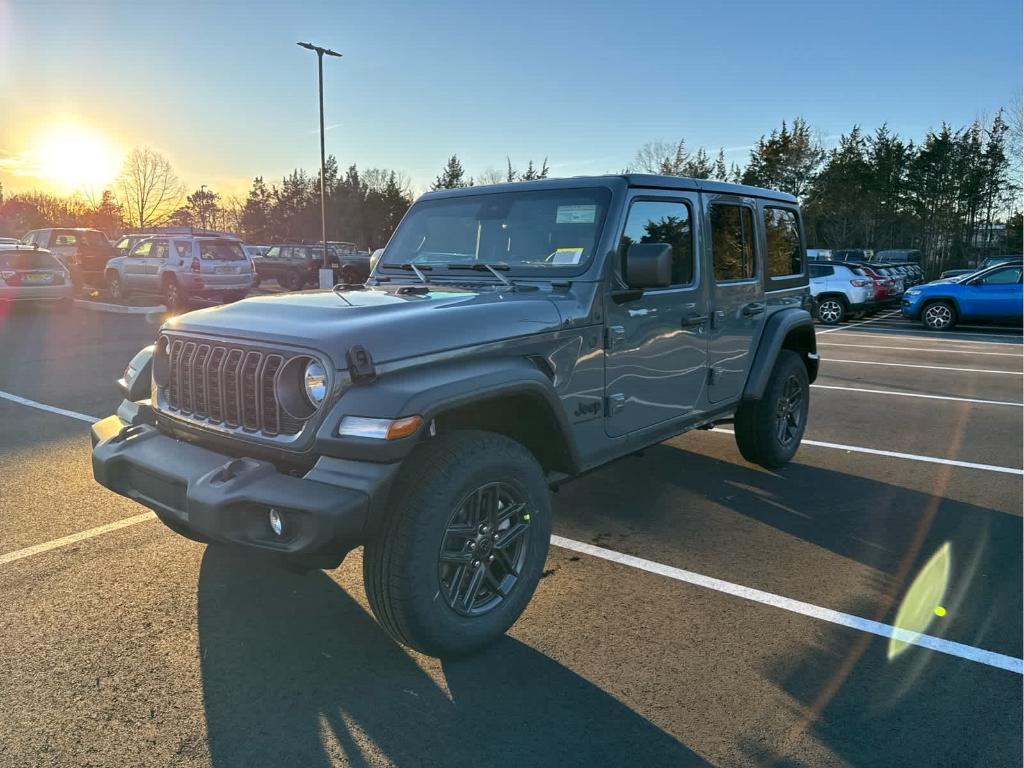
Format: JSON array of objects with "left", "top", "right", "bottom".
[
  {"left": 604, "top": 325, "right": 626, "bottom": 350},
  {"left": 606, "top": 392, "right": 626, "bottom": 416}
]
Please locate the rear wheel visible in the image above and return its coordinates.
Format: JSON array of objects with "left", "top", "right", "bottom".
[
  {"left": 816, "top": 297, "right": 846, "bottom": 325},
  {"left": 363, "top": 430, "right": 551, "bottom": 658},
  {"left": 734, "top": 350, "right": 809, "bottom": 469},
  {"left": 922, "top": 300, "right": 956, "bottom": 331},
  {"left": 280, "top": 271, "right": 301, "bottom": 291},
  {"left": 164, "top": 279, "right": 187, "bottom": 311}
]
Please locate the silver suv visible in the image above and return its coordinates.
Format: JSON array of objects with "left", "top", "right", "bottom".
[
  {"left": 104, "top": 235, "right": 254, "bottom": 310},
  {"left": 104, "top": 234, "right": 254, "bottom": 309}
]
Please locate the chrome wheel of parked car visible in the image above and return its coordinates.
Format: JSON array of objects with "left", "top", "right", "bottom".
[
  {"left": 922, "top": 301, "right": 955, "bottom": 330},
  {"left": 107, "top": 272, "right": 125, "bottom": 301},
  {"left": 164, "top": 280, "right": 185, "bottom": 311},
  {"left": 816, "top": 298, "right": 845, "bottom": 325},
  {"left": 438, "top": 481, "right": 532, "bottom": 618}
]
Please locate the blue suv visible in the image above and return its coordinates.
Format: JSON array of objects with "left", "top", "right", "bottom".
[{"left": 902, "top": 260, "right": 1022, "bottom": 330}]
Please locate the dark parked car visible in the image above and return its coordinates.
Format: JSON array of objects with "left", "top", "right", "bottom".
[
  {"left": 832, "top": 248, "right": 874, "bottom": 262},
  {"left": 875, "top": 249, "right": 922, "bottom": 265},
  {"left": 255, "top": 243, "right": 371, "bottom": 289},
  {"left": 941, "top": 255, "right": 1023, "bottom": 280},
  {"left": 20, "top": 227, "right": 115, "bottom": 291},
  {"left": 92, "top": 174, "right": 819, "bottom": 658}
]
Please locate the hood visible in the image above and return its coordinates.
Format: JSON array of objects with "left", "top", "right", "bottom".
[{"left": 166, "top": 284, "right": 564, "bottom": 366}]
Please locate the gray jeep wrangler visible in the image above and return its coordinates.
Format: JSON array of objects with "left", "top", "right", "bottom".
[{"left": 91, "top": 175, "right": 818, "bottom": 657}]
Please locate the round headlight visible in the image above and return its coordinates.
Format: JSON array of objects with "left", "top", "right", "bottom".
[{"left": 304, "top": 360, "right": 327, "bottom": 406}]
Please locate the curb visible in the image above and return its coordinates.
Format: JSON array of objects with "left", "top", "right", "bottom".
[{"left": 74, "top": 299, "right": 166, "bottom": 315}]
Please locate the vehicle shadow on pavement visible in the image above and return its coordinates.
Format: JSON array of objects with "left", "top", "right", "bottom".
[{"left": 197, "top": 545, "right": 710, "bottom": 768}]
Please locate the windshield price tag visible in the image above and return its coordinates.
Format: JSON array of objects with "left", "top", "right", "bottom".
[
  {"left": 551, "top": 248, "right": 584, "bottom": 265},
  {"left": 555, "top": 205, "right": 597, "bottom": 224}
]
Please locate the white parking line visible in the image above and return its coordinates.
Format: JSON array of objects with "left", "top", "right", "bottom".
[
  {"left": 823, "top": 330, "right": 1023, "bottom": 348},
  {"left": 811, "top": 384, "right": 1024, "bottom": 408},
  {"left": 817, "top": 311, "right": 900, "bottom": 335},
  {"left": 0, "top": 390, "right": 96, "bottom": 423},
  {"left": 829, "top": 327, "right": 1024, "bottom": 343},
  {"left": 552, "top": 535, "right": 1023, "bottom": 675},
  {"left": 709, "top": 427, "right": 1023, "bottom": 475},
  {"left": 818, "top": 341, "right": 1022, "bottom": 357},
  {"left": 823, "top": 359, "right": 1022, "bottom": 375},
  {"left": 0, "top": 513, "right": 156, "bottom": 566}
]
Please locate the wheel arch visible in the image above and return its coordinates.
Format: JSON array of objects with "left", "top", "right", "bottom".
[{"left": 743, "top": 308, "right": 818, "bottom": 401}]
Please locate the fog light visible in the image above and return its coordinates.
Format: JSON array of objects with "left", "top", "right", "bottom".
[{"left": 268, "top": 508, "right": 284, "bottom": 536}]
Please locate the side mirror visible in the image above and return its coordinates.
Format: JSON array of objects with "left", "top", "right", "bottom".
[{"left": 625, "top": 242, "right": 673, "bottom": 289}]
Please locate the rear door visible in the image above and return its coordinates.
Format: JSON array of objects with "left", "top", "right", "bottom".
[
  {"left": 604, "top": 191, "right": 708, "bottom": 437},
  {"left": 705, "top": 195, "right": 766, "bottom": 403}
]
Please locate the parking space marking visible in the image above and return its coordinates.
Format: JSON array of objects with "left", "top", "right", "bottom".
[
  {"left": 817, "top": 311, "right": 901, "bottom": 335},
  {"left": 818, "top": 341, "right": 1022, "bottom": 357},
  {"left": 552, "top": 535, "right": 1024, "bottom": 674},
  {"left": 0, "top": 390, "right": 96, "bottom": 423},
  {"left": 811, "top": 384, "right": 1023, "bottom": 408},
  {"left": 828, "top": 328, "right": 1023, "bottom": 344},
  {"left": 709, "top": 427, "right": 1023, "bottom": 475},
  {"left": 824, "top": 359, "right": 1022, "bottom": 375},
  {"left": 0, "top": 513, "right": 156, "bottom": 566}
]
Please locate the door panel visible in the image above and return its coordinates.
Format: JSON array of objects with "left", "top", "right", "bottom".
[
  {"left": 122, "top": 240, "right": 152, "bottom": 290},
  {"left": 604, "top": 192, "right": 708, "bottom": 438},
  {"left": 706, "top": 196, "right": 766, "bottom": 404}
]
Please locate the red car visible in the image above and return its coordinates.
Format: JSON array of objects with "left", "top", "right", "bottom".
[{"left": 850, "top": 263, "right": 893, "bottom": 309}]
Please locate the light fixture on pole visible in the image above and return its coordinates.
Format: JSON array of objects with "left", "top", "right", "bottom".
[{"left": 297, "top": 41, "right": 342, "bottom": 288}]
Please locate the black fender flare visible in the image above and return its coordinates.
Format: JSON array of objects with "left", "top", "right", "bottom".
[
  {"left": 742, "top": 309, "right": 818, "bottom": 401},
  {"left": 314, "top": 356, "right": 581, "bottom": 471}
]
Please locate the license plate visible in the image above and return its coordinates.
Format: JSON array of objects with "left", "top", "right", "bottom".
[
  {"left": 22, "top": 272, "right": 52, "bottom": 284},
  {"left": 214, "top": 266, "right": 236, "bottom": 274}
]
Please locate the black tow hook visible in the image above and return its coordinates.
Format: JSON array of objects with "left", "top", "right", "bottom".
[{"left": 214, "top": 458, "right": 253, "bottom": 483}]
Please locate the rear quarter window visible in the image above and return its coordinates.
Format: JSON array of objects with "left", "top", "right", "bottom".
[{"left": 763, "top": 207, "right": 803, "bottom": 278}]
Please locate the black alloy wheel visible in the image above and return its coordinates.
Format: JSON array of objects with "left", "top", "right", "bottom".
[
  {"left": 775, "top": 374, "right": 805, "bottom": 447},
  {"left": 437, "top": 482, "right": 532, "bottom": 617}
]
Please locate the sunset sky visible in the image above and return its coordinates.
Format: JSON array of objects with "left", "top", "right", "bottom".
[{"left": 1, "top": 0, "right": 1020, "bottom": 199}]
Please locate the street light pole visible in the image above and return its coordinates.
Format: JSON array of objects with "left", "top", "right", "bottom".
[{"left": 297, "top": 41, "right": 342, "bottom": 286}]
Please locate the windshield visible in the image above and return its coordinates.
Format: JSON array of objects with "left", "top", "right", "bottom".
[{"left": 380, "top": 187, "right": 611, "bottom": 273}]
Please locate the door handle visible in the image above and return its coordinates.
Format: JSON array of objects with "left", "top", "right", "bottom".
[
  {"left": 742, "top": 303, "right": 766, "bottom": 317},
  {"left": 681, "top": 312, "right": 709, "bottom": 327}
]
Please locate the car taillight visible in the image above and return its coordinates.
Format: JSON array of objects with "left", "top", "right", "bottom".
[
  {"left": 1, "top": 270, "right": 17, "bottom": 285},
  {"left": 71, "top": 251, "right": 82, "bottom": 265},
  {"left": 850, "top": 279, "right": 870, "bottom": 287},
  {"left": 189, "top": 257, "right": 201, "bottom": 273}
]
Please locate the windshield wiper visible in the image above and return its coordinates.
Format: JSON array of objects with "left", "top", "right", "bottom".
[
  {"left": 394, "top": 262, "right": 431, "bottom": 284},
  {"left": 447, "top": 262, "right": 512, "bottom": 287}
]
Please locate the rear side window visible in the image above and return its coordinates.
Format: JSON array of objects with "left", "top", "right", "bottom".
[
  {"left": 710, "top": 204, "right": 756, "bottom": 281},
  {"left": 620, "top": 199, "right": 693, "bottom": 285},
  {"left": 199, "top": 241, "right": 245, "bottom": 261},
  {"left": 175, "top": 241, "right": 192, "bottom": 258},
  {"left": 151, "top": 240, "right": 169, "bottom": 260},
  {"left": 809, "top": 264, "right": 832, "bottom": 277},
  {"left": 81, "top": 231, "right": 108, "bottom": 247},
  {"left": 763, "top": 208, "right": 803, "bottom": 277}
]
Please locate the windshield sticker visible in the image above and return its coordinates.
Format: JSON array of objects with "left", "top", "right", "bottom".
[
  {"left": 551, "top": 247, "right": 585, "bottom": 265},
  {"left": 556, "top": 205, "right": 597, "bottom": 224}
]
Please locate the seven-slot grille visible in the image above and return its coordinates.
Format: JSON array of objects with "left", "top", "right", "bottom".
[{"left": 162, "top": 337, "right": 305, "bottom": 437}]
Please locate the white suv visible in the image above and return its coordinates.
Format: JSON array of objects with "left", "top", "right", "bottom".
[{"left": 809, "top": 261, "right": 874, "bottom": 324}]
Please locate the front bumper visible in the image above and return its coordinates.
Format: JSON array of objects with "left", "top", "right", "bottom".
[
  {"left": 901, "top": 296, "right": 923, "bottom": 318},
  {"left": 91, "top": 412, "right": 390, "bottom": 568}
]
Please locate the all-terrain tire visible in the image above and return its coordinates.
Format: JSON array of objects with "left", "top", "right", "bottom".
[
  {"left": 733, "top": 350, "right": 809, "bottom": 469},
  {"left": 363, "top": 430, "right": 552, "bottom": 658}
]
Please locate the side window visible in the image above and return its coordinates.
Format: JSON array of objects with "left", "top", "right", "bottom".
[
  {"left": 978, "top": 266, "right": 1022, "bottom": 285},
  {"left": 265, "top": 246, "right": 280, "bottom": 258},
  {"left": 763, "top": 207, "right": 803, "bottom": 277},
  {"left": 151, "top": 240, "right": 169, "bottom": 260},
  {"left": 619, "top": 200, "right": 693, "bottom": 285},
  {"left": 281, "top": 247, "right": 294, "bottom": 259},
  {"left": 22, "top": 232, "right": 36, "bottom": 246},
  {"left": 131, "top": 241, "right": 152, "bottom": 258},
  {"left": 710, "top": 203, "right": 756, "bottom": 281},
  {"left": 808, "top": 264, "right": 832, "bottom": 278},
  {"left": 175, "top": 241, "right": 192, "bottom": 258},
  {"left": 52, "top": 231, "right": 78, "bottom": 247}
]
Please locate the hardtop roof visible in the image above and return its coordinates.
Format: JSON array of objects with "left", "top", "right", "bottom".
[{"left": 419, "top": 174, "right": 798, "bottom": 204}]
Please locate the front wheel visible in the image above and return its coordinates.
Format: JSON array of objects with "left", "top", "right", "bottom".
[
  {"left": 363, "top": 430, "right": 551, "bottom": 658},
  {"left": 164, "top": 279, "right": 187, "bottom": 311},
  {"left": 107, "top": 272, "right": 126, "bottom": 302},
  {"left": 922, "top": 300, "right": 956, "bottom": 331},
  {"left": 733, "top": 350, "right": 810, "bottom": 469},
  {"left": 816, "top": 297, "right": 846, "bottom": 325}
]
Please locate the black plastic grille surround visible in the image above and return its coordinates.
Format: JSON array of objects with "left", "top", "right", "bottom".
[{"left": 160, "top": 336, "right": 308, "bottom": 437}]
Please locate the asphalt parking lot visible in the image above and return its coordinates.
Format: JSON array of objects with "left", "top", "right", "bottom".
[{"left": 1, "top": 305, "right": 1021, "bottom": 768}]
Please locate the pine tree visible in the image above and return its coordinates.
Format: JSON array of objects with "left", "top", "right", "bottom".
[
  {"left": 241, "top": 176, "right": 273, "bottom": 242},
  {"left": 432, "top": 155, "right": 469, "bottom": 190}
]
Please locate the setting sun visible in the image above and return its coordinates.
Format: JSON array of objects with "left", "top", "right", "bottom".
[{"left": 32, "top": 120, "right": 122, "bottom": 193}]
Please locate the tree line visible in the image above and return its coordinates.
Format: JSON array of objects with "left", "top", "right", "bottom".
[{"left": 1, "top": 109, "right": 1019, "bottom": 269}]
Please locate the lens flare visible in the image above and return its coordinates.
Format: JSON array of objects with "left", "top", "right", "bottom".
[{"left": 888, "top": 542, "right": 952, "bottom": 661}]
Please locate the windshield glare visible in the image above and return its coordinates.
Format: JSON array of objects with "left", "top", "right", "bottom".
[{"left": 381, "top": 188, "right": 611, "bottom": 272}]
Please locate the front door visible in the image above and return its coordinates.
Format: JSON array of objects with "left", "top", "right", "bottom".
[
  {"left": 604, "top": 192, "right": 708, "bottom": 437},
  {"left": 122, "top": 239, "right": 152, "bottom": 291},
  {"left": 960, "top": 265, "right": 1023, "bottom": 321},
  {"left": 705, "top": 196, "right": 767, "bottom": 403}
]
